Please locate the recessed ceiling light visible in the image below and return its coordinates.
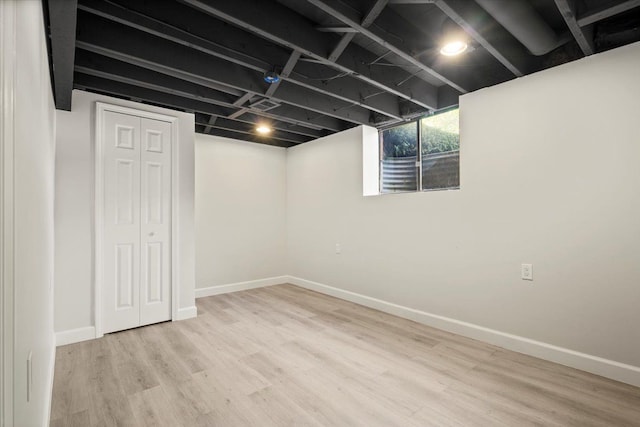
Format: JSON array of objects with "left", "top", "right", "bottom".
[
  {"left": 440, "top": 40, "right": 468, "bottom": 56},
  {"left": 256, "top": 125, "right": 272, "bottom": 134}
]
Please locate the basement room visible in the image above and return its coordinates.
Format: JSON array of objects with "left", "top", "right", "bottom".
[{"left": 1, "top": 0, "right": 640, "bottom": 425}]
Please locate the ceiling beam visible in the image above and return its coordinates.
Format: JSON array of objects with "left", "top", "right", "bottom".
[
  {"left": 265, "top": 51, "right": 301, "bottom": 98},
  {"left": 388, "top": 0, "right": 435, "bottom": 3},
  {"left": 228, "top": 110, "right": 248, "bottom": 120},
  {"left": 233, "top": 93, "right": 254, "bottom": 107},
  {"left": 73, "top": 72, "right": 339, "bottom": 141},
  {"left": 202, "top": 115, "right": 218, "bottom": 135},
  {"left": 328, "top": 0, "right": 389, "bottom": 62},
  {"left": 362, "top": 0, "right": 391, "bottom": 27},
  {"left": 229, "top": 50, "right": 305, "bottom": 128},
  {"left": 316, "top": 27, "right": 359, "bottom": 33},
  {"left": 73, "top": 53, "right": 328, "bottom": 138},
  {"left": 199, "top": 127, "right": 295, "bottom": 148},
  {"left": 195, "top": 114, "right": 310, "bottom": 144},
  {"left": 328, "top": 34, "right": 356, "bottom": 63},
  {"left": 178, "top": 0, "right": 445, "bottom": 110},
  {"left": 306, "top": 0, "right": 468, "bottom": 93},
  {"left": 78, "top": 46, "right": 243, "bottom": 100},
  {"left": 208, "top": 87, "right": 254, "bottom": 133},
  {"left": 78, "top": 0, "right": 405, "bottom": 122},
  {"left": 77, "top": 0, "right": 266, "bottom": 71},
  {"left": 434, "top": 0, "right": 530, "bottom": 76},
  {"left": 74, "top": 72, "right": 232, "bottom": 115},
  {"left": 554, "top": 0, "right": 595, "bottom": 55},
  {"left": 46, "top": 0, "right": 78, "bottom": 110},
  {"left": 577, "top": 0, "right": 640, "bottom": 27},
  {"left": 75, "top": 49, "right": 238, "bottom": 105},
  {"left": 227, "top": 92, "right": 255, "bottom": 120},
  {"left": 75, "top": 13, "right": 361, "bottom": 130}
]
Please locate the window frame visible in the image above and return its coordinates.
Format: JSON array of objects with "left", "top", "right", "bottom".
[
  {"left": 378, "top": 107, "right": 460, "bottom": 194},
  {"left": 378, "top": 120, "right": 420, "bottom": 194}
]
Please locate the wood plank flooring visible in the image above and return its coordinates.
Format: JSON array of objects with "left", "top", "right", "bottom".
[{"left": 50, "top": 284, "right": 640, "bottom": 426}]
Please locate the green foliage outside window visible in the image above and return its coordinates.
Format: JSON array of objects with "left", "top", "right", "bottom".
[
  {"left": 421, "top": 108, "right": 459, "bottom": 155},
  {"left": 381, "top": 122, "right": 417, "bottom": 158},
  {"left": 381, "top": 108, "right": 460, "bottom": 158}
]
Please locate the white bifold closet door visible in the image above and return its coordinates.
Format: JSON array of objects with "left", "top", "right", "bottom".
[{"left": 102, "top": 111, "right": 172, "bottom": 334}]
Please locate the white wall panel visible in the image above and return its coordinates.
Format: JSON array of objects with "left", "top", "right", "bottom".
[
  {"left": 194, "top": 135, "right": 287, "bottom": 290},
  {"left": 287, "top": 43, "right": 640, "bottom": 371},
  {"left": 2, "top": 1, "right": 57, "bottom": 425}
]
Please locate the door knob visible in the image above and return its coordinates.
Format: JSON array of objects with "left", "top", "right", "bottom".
[{"left": 148, "top": 232, "right": 155, "bottom": 237}]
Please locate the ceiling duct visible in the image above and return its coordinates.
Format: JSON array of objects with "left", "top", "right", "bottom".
[
  {"left": 475, "top": 0, "right": 562, "bottom": 55},
  {"left": 250, "top": 99, "right": 281, "bottom": 112}
]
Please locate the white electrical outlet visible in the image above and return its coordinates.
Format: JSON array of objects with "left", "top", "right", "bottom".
[
  {"left": 335, "top": 243, "right": 341, "bottom": 254},
  {"left": 521, "top": 263, "right": 533, "bottom": 281}
]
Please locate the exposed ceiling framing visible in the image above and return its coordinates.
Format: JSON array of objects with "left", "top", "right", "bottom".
[
  {"left": 46, "top": 0, "right": 78, "bottom": 110},
  {"left": 555, "top": 0, "right": 595, "bottom": 55},
  {"left": 43, "top": 0, "right": 640, "bottom": 145}
]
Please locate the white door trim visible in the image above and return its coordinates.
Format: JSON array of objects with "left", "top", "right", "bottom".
[
  {"left": 94, "top": 102, "right": 179, "bottom": 338},
  {"left": 0, "top": 1, "right": 17, "bottom": 425}
]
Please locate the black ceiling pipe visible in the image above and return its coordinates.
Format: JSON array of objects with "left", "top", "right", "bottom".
[{"left": 475, "top": 0, "right": 562, "bottom": 55}]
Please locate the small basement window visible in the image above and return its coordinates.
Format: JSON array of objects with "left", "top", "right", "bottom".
[{"left": 379, "top": 108, "right": 460, "bottom": 193}]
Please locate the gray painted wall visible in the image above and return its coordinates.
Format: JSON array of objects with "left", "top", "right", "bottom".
[
  {"left": 195, "top": 135, "right": 287, "bottom": 290},
  {"left": 286, "top": 42, "right": 640, "bottom": 369}
]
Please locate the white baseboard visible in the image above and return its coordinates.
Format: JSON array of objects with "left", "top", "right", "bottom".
[
  {"left": 55, "top": 326, "right": 96, "bottom": 347},
  {"left": 195, "top": 276, "right": 289, "bottom": 298},
  {"left": 175, "top": 305, "right": 198, "bottom": 321},
  {"left": 287, "top": 276, "right": 640, "bottom": 388}
]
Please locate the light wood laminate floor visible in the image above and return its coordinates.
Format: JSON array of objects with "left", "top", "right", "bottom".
[{"left": 51, "top": 284, "right": 640, "bottom": 426}]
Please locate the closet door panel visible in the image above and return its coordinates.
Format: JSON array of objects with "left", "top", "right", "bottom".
[
  {"left": 140, "top": 118, "right": 172, "bottom": 326},
  {"left": 103, "top": 111, "right": 141, "bottom": 333}
]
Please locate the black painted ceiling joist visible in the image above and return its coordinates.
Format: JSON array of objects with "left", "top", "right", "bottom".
[
  {"left": 555, "top": 0, "right": 595, "bottom": 55},
  {"left": 388, "top": 0, "right": 435, "bottom": 3},
  {"left": 76, "top": 47, "right": 342, "bottom": 134},
  {"left": 75, "top": 65, "right": 317, "bottom": 143},
  {"left": 264, "top": 51, "right": 301, "bottom": 99},
  {"left": 43, "top": 0, "right": 640, "bottom": 147},
  {"left": 306, "top": 0, "right": 468, "bottom": 93},
  {"left": 202, "top": 115, "right": 218, "bottom": 135},
  {"left": 73, "top": 72, "right": 339, "bottom": 140},
  {"left": 199, "top": 126, "right": 295, "bottom": 148},
  {"left": 73, "top": 50, "right": 327, "bottom": 138},
  {"left": 74, "top": 50, "right": 237, "bottom": 107},
  {"left": 78, "top": 0, "right": 407, "bottom": 122},
  {"left": 76, "top": 11, "right": 369, "bottom": 129},
  {"left": 225, "top": 92, "right": 255, "bottom": 122},
  {"left": 75, "top": 24, "right": 352, "bottom": 133},
  {"left": 194, "top": 114, "right": 311, "bottom": 145},
  {"left": 327, "top": 0, "right": 389, "bottom": 62},
  {"left": 46, "top": 0, "right": 78, "bottom": 110},
  {"left": 577, "top": 0, "right": 640, "bottom": 26},
  {"left": 178, "top": 0, "right": 448, "bottom": 110},
  {"left": 434, "top": 0, "right": 531, "bottom": 76}
]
